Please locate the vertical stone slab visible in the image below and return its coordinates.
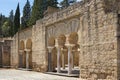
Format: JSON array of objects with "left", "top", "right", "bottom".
[
  {"left": 32, "top": 21, "right": 47, "bottom": 72},
  {"left": 11, "top": 33, "right": 19, "bottom": 68}
]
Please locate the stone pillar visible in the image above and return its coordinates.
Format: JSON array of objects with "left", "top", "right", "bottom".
[
  {"left": 57, "top": 47, "right": 61, "bottom": 73},
  {"left": 26, "top": 51, "right": 29, "bottom": 69},
  {"left": 65, "top": 35, "right": 75, "bottom": 75},
  {"left": 48, "top": 47, "right": 54, "bottom": 72},
  {"left": 68, "top": 46, "right": 72, "bottom": 75},
  {"left": 25, "top": 49, "right": 31, "bottom": 69},
  {"left": 62, "top": 52, "right": 65, "bottom": 69},
  {"left": 55, "top": 38, "right": 61, "bottom": 73},
  {"left": 71, "top": 52, "right": 74, "bottom": 68}
]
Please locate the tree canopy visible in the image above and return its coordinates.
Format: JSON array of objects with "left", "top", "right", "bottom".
[
  {"left": 21, "top": 0, "right": 31, "bottom": 29},
  {"left": 14, "top": 3, "right": 20, "bottom": 34},
  {"left": 0, "top": 0, "right": 78, "bottom": 37},
  {"left": 28, "top": 0, "right": 44, "bottom": 26}
]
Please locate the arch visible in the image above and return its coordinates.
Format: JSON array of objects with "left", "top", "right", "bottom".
[
  {"left": 68, "top": 32, "right": 78, "bottom": 44},
  {"left": 26, "top": 39, "right": 32, "bottom": 49},
  {"left": 58, "top": 34, "right": 66, "bottom": 47},
  {"left": 48, "top": 36, "right": 55, "bottom": 47},
  {"left": 19, "top": 40, "right": 25, "bottom": 50},
  {"left": 55, "top": 23, "right": 67, "bottom": 36},
  {"left": 19, "top": 40, "right": 26, "bottom": 68},
  {"left": 26, "top": 39, "right": 32, "bottom": 69},
  {"left": 67, "top": 19, "right": 80, "bottom": 33}
]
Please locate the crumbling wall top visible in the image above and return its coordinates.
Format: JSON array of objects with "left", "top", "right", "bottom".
[{"left": 35, "top": 0, "right": 119, "bottom": 27}]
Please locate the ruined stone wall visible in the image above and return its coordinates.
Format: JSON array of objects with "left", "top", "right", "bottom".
[
  {"left": 19, "top": 28, "right": 32, "bottom": 43},
  {"left": 11, "top": 28, "right": 32, "bottom": 68},
  {"left": 31, "top": 0, "right": 82, "bottom": 72},
  {"left": 117, "top": 14, "right": 120, "bottom": 80},
  {"left": 11, "top": 33, "right": 19, "bottom": 68},
  {"left": 32, "top": 0, "right": 119, "bottom": 79},
  {"left": 0, "top": 42, "right": 3, "bottom": 67},
  {"left": 2, "top": 40, "right": 11, "bottom": 67},
  {"left": 10, "top": 0, "right": 120, "bottom": 79},
  {"left": 32, "top": 22, "right": 47, "bottom": 72},
  {"left": 79, "top": 0, "right": 118, "bottom": 79}
]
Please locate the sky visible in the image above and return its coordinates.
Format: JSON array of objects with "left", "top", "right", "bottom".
[
  {"left": 0, "top": 0, "right": 34, "bottom": 17},
  {"left": 0, "top": 0, "right": 81, "bottom": 17}
]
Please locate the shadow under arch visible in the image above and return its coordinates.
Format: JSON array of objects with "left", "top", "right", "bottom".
[
  {"left": 26, "top": 39, "right": 32, "bottom": 69},
  {"left": 47, "top": 36, "right": 55, "bottom": 72},
  {"left": 19, "top": 40, "right": 26, "bottom": 68},
  {"left": 26, "top": 39, "right": 32, "bottom": 50},
  {"left": 68, "top": 32, "right": 80, "bottom": 75}
]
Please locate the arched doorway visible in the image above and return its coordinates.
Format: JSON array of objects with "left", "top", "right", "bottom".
[
  {"left": 26, "top": 39, "right": 32, "bottom": 69},
  {"left": 19, "top": 40, "right": 26, "bottom": 68},
  {"left": 68, "top": 32, "right": 80, "bottom": 75},
  {"left": 57, "top": 34, "right": 66, "bottom": 72},
  {"left": 51, "top": 47, "right": 57, "bottom": 72},
  {"left": 47, "top": 36, "right": 56, "bottom": 72},
  {"left": 47, "top": 32, "right": 80, "bottom": 76}
]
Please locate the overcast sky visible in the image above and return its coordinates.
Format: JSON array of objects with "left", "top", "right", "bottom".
[{"left": 0, "top": 0, "right": 81, "bottom": 17}]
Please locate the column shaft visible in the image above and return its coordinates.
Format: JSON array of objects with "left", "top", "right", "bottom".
[
  {"left": 68, "top": 47, "right": 72, "bottom": 75},
  {"left": 62, "top": 53, "right": 65, "bottom": 69},
  {"left": 26, "top": 52, "right": 29, "bottom": 69},
  {"left": 48, "top": 52, "right": 51, "bottom": 72},
  {"left": 71, "top": 53, "right": 74, "bottom": 68},
  {"left": 57, "top": 48, "right": 61, "bottom": 73}
]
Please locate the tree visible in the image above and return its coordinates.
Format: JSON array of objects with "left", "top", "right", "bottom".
[
  {"left": 60, "top": 0, "right": 76, "bottom": 8},
  {"left": 47, "top": 0, "right": 58, "bottom": 8},
  {"left": 28, "top": 0, "right": 44, "bottom": 26},
  {"left": 2, "top": 21, "right": 10, "bottom": 37},
  {"left": 8, "top": 10, "right": 14, "bottom": 36},
  {"left": 21, "top": 0, "right": 31, "bottom": 29},
  {"left": 0, "top": 14, "right": 8, "bottom": 37},
  {"left": 43, "top": 0, "right": 47, "bottom": 11},
  {"left": 60, "top": 0, "right": 69, "bottom": 8},
  {"left": 14, "top": 3, "right": 20, "bottom": 34}
]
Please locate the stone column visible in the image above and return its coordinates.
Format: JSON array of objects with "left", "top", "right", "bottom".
[
  {"left": 25, "top": 49, "right": 30, "bottom": 69},
  {"left": 71, "top": 52, "right": 74, "bottom": 68},
  {"left": 62, "top": 52, "right": 65, "bottom": 69},
  {"left": 57, "top": 47, "right": 61, "bottom": 73},
  {"left": 61, "top": 48, "right": 67, "bottom": 69},
  {"left": 65, "top": 35, "right": 74, "bottom": 75},
  {"left": 67, "top": 46, "right": 72, "bottom": 75},
  {"left": 55, "top": 38, "right": 61, "bottom": 73},
  {"left": 26, "top": 51, "right": 29, "bottom": 69},
  {"left": 48, "top": 47, "right": 54, "bottom": 72}
]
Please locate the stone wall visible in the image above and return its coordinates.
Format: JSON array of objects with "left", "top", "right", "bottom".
[
  {"left": 11, "top": 28, "right": 32, "bottom": 68},
  {"left": 19, "top": 28, "right": 32, "bottom": 42},
  {"left": 11, "top": 33, "right": 19, "bottom": 68},
  {"left": 32, "top": 23, "right": 47, "bottom": 72},
  {"left": 117, "top": 14, "right": 120, "bottom": 80},
  {"left": 10, "top": 0, "right": 120, "bottom": 79},
  {"left": 31, "top": 0, "right": 120, "bottom": 79},
  {"left": 0, "top": 39, "right": 12, "bottom": 68},
  {"left": 0, "top": 42, "right": 3, "bottom": 67},
  {"left": 78, "top": 0, "right": 118, "bottom": 79},
  {"left": 2, "top": 40, "right": 11, "bottom": 67}
]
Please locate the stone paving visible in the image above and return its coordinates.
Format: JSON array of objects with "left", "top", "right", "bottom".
[{"left": 0, "top": 69, "right": 79, "bottom": 80}]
